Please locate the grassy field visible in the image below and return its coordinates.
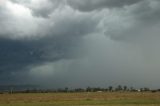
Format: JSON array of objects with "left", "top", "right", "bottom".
[{"left": 0, "top": 92, "right": 160, "bottom": 106}]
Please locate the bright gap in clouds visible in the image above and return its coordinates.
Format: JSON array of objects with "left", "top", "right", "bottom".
[
  {"left": 6, "top": 1, "right": 31, "bottom": 17},
  {"left": 0, "top": 0, "right": 5, "bottom": 5}
]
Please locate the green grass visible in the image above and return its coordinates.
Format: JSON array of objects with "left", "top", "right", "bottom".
[{"left": 0, "top": 92, "right": 160, "bottom": 106}]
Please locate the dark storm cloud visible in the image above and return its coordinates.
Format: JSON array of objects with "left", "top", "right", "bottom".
[
  {"left": 0, "top": 1, "right": 98, "bottom": 83},
  {"left": 0, "top": 36, "right": 79, "bottom": 72},
  {"left": 0, "top": 35, "right": 86, "bottom": 84},
  {"left": 1, "top": 0, "right": 160, "bottom": 88},
  {"left": 67, "top": 0, "right": 143, "bottom": 12},
  {"left": 0, "top": 33, "right": 92, "bottom": 72}
]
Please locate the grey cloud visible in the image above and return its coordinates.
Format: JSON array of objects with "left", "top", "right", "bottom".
[
  {"left": 131, "top": 0, "right": 160, "bottom": 23},
  {"left": 1, "top": 0, "right": 160, "bottom": 89},
  {"left": 9, "top": 0, "right": 30, "bottom": 4},
  {"left": 0, "top": 33, "right": 88, "bottom": 71},
  {"left": 9, "top": 0, "right": 144, "bottom": 17},
  {"left": 30, "top": 0, "right": 65, "bottom": 18},
  {"left": 49, "top": 16, "right": 98, "bottom": 37},
  {"left": 0, "top": 36, "right": 84, "bottom": 84},
  {"left": 0, "top": 2, "right": 98, "bottom": 84},
  {"left": 104, "top": 0, "right": 160, "bottom": 42},
  {"left": 67, "top": 0, "right": 143, "bottom": 12}
]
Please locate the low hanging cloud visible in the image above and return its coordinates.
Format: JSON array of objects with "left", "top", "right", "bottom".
[
  {"left": 1, "top": 0, "right": 160, "bottom": 88},
  {"left": 67, "top": 0, "right": 144, "bottom": 12}
]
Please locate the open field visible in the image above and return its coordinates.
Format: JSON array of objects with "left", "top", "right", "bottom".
[{"left": 0, "top": 92, "right": 160, "bottom": 106}]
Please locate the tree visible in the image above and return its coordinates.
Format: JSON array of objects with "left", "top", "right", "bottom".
[
  {"left": 116, "top": 85, "right": 122, "bottom": 91},
  {"left": 86, "top": 87, "right": 92, "bottom": 92},
  {"left": 130, "top": 87, "right": 136, "bottom": 92},
  {"left": 65, "top": 87, "right": 69, "bottom": 92},
  {"left": 123, "top": 86, "right": 127, "bottom": 91},
  {"left": 108, "top": 86, "right": 113, "bottom": 92}
]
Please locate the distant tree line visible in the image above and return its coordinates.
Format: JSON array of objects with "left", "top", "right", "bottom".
[{"left": 0, "top": 85, "right": 160, "bottom": 94}]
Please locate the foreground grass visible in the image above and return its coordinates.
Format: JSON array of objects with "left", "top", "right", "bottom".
[{"left": 0, "top": 92, "right": 160, "bottom": 106}]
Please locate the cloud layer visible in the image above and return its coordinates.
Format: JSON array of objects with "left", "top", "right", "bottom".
[
  {"left": 0, "top": 0, "right": 160, "bottom": 88},
  {"left": 67, "top": 0, "right": 143, "bottom": 12}
]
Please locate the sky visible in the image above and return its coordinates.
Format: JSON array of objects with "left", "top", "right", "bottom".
[{"left": 0, "top": 0, "right": 160, "bottom": 89}]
